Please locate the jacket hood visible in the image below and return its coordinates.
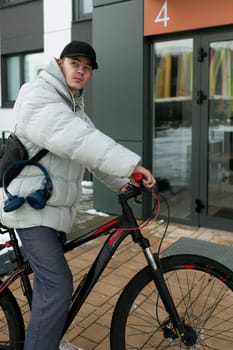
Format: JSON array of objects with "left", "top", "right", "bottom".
[{"left": 38, "top": 58, "right": 84, "bottom": 110}]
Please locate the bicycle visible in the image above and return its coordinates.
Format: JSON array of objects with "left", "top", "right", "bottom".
[{"left": 0, "top": 176, "right": 233, "bottom": 349}]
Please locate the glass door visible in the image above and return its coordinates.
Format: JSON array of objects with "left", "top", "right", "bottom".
[
  {"left": 152, "top": 32, "right": 233, "bottom": 230},
  {"left": 200, "top": 33, "right": 233, "bottom": 229},
  {"left": 153, "top": 38, "right": 193, "bottom": 222}
]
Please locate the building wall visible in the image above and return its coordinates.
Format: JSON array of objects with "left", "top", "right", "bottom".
[
  {"left": 72, "top": 20, "right": 93, "bottom": 117},
  {"left": 43, "top": 0, "right": 72, "bottom": 57},
  {"left": 0, "top": 0, "right": 43, "bottom": 132},
  {"left": 0, "top": 0, "right": 43, "bottom": 54},
  {"left": 92, "top": 0, "right": 144, "bottom": 216}
]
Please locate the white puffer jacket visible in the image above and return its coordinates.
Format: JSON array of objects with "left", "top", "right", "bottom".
[{"left": 0, "top": 58, "right": 140, "bottom": 233}]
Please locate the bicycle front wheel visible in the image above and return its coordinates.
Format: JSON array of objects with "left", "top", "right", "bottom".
[
  {"left": 110, "top": 254, "right": 233, "bottom": 350},
  {"left": 0, "top": 286, "right": 25, "bottom": 350}
]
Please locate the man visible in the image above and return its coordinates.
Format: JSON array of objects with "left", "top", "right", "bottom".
[{"left": 0, "top": 41, "right": 155, "bottom": 350}]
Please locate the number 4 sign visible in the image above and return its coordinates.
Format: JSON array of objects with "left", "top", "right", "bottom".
[
  {"left": 154, "top": 1, "right": 170, "bottom": 27},
  {"left": 144, "top": 0, "right": 233, "bottom": 36}
]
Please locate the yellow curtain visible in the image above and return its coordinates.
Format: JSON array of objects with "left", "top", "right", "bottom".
[
  {"left": 176, "top": 52, "right": 193, "bottom": 96},
  {"left": 155, "top": 52, "right": 171, "bottom": 98}
]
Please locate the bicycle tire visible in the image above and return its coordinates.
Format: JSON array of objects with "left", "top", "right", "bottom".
[
  {"left": 0, "top": 285, "right": 25, "bottom": 350},
  {"left": 110, "top": 254, "right": 233, "bottom": 350}
]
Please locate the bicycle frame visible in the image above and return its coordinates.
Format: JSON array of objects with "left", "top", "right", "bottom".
[{"left": 0, "top": 186, "right": 186, "bottom": 341}]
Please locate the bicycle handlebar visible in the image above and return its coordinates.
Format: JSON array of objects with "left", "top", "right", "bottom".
[
  {"left": 117, "top": 173, "right": 148, "bottom": 203},
  {"left": 117, "top": 173, "right": 158, "bottom": 207},
  {"left": 118, "top": 184, "right": 143, "bottom": 203}
]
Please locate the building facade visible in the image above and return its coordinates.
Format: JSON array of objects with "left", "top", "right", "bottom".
[{"left": 1, "top": 0, "right": 233, "bottom": 232}]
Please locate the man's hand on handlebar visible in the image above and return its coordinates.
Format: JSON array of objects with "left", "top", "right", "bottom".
[
  {"left": 121, "top": 165, "right": 156, "bottom": 192},
  {"left": 130, "top": 165, "right": 156, "bottom": 190}
]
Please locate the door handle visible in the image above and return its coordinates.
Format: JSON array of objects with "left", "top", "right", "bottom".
[
  {"left": 197, "top": 90, "right": 207, "bottom": 104},
  {"left": 195, "top": 199, "right": 205, "bottom": 213}
]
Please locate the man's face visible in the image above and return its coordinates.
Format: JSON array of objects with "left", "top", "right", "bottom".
[{"left": 57, "top": 56, "right": 93, "bottom": 93}]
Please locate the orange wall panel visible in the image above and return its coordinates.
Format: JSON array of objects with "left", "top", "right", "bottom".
[{"left": 144, "top": 0, "right": 233, "bottom": 36}]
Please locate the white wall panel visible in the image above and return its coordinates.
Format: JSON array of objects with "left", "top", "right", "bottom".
[{"left": 43, "top": 0, "right": 72, "bottom": 57}]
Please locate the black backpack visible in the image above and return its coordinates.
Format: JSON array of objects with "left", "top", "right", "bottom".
[{"left": 0, "top": 133, "right": 48, "bottom": 187}]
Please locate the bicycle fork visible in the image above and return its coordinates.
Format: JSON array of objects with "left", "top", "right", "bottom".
[{"left": 140, "top": 236, "right": 197, "bottom": 346}]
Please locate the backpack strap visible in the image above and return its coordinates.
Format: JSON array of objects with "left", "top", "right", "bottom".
[
  {"left": 3, "top": 149, "right": 49, "bottom": 187},
  {"left": 27, "top": 149, "right": 49, "bottom": 165}
]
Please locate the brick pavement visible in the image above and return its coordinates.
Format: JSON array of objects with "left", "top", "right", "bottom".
[{"left": 8, "top": 220, "right": 233, "bottom": 349}]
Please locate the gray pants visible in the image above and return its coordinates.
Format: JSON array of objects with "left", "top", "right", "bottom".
[{"left": 17, "top": 226, "right": 73, "bottom": 350}]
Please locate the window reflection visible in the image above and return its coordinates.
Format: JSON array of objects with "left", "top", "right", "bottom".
[
  {"left": 7, "top": 56, "right": 20, "bottom": 101},
  {"left": 153, "top": 39, "right": 193, "bottom": 220},
  {"left": 73, "top": 0, "right": 93, "bottom": 20},
  {"left": 209, "top": 41, "right": 233, "bottom": 125},
  {"left": 155, "top": 40, "right": 192, "bottom": 100},
  {"left": 208, "top": 40, "right": 233, "bottom": 217},
  {"left": 3, "top": 52, "right": 45, "bottom": 105},
  {"left": 24, "top": 52, "right": 45, "bottom": 82},
  {"left": 80, "top": 0, "right": 93, "bottom": 15}
]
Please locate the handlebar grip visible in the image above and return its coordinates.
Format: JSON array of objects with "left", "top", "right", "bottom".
[{"left": 133, "top": 172, "right": 143, "bottom": 182}]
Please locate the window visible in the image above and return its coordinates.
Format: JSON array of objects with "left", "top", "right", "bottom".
[
  {"left": 6, "top": 56, "right": 21, "bottom": 102},
  {"left": 153, "top": 39, "right": 193, "bottom": 221},
  {"left": 0, "top": 0, "right": 34, "bottom": 8},
  {"left": 73, "top": 0, "right": 93, "bottom": 21},
  {"left": 1, "top": 52, "right": 45, "bottom": 107}
]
